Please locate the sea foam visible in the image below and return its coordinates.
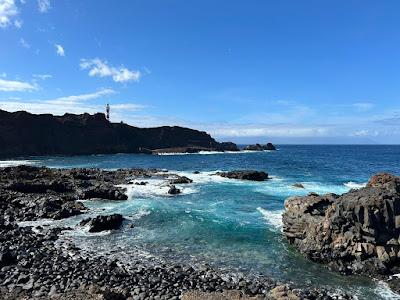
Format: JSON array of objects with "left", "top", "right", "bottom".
[
  {"left": 257, "top": 207, "right": 284, "bottom": 230},
  {"left": 0, "top": 160, "right": 37, "bottom": 167},
  {"left": 344, "top": 181, "right": 367, "bottom": 189}
]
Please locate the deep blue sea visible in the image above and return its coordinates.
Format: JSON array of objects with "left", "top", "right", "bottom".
[{"left": 6, "top": 145, "right": 400, "bottom": 299}]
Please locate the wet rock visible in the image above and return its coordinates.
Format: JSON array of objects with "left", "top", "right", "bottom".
[
  {"left": 169, "top": 176, "right": 193, "bottom": 184},
  {"left": 134, "top": 181, "right": 148, "bottom": 186},
  {"left": 168, "top": 185, "right": 181, "bottom": 195},
  {"left": 292, "top": 183, "right": 305, "bottom": 189},
  {"left": 215, "top": 171, "right": 268, "bottom": 181},
  {"left": 79, "top": 214, "right": 124, "bottom": 232},
  {"left": 283, "top": 173, "right": 400, "bottom": 277}
]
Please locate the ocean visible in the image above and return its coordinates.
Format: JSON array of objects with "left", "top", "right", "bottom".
[{"left": 6, "top": 145, "right": 400, "bottom": 299}]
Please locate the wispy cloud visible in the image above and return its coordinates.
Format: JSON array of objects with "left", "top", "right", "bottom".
[
  {"left": 47, "top": 88, "right": 115, "bottom": 104},
  {"left": 209, "top": 124, "right": 330, "bottom": 138},
  {"left": 0, "top": 78, "right": 37, "bottom": 92},
  {"left": 19, "top": 37, "right": 30, "bottom": 48},
  {"left": 55, "top": 44, "right": 65, "bottom": 56},
  {"left": 0, "top": 0, "right": 19, "bottom": 28},
  {"left": 0, "top": 89, "right": 144, "bottom": 118},
  {"left": 80, "top": 58, "right": 141, "bottom": 83},
  {"left": 33, "top": 74, "right": 52, "bottom": 80},
  {"left": 353, "top": 102, "right": 374, "bottom": 112},
  {"left": 14, "top": 18, "right": 21, "bottom": 28},
  {"left": 37, "top": 0, "right": 50, "bottom": 13}
]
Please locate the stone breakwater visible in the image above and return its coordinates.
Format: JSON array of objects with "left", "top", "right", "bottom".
[
  {"left": 0, "top": 166, "right": 351, "bottom": 299},
  {"left": 283, "top": 173, "right": 400, "bottom": 293}
]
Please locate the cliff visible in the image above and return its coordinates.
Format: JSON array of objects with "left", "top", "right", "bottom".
[
  {"left": 0, "top": 110, "right": 238, "bottom": 157},
  {"left": 283, "top": 173, "right": 400, "bottom": 280}
]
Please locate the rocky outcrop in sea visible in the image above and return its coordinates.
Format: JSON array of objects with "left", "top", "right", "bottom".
[
  {"left": 215, "top": 170, "right": 269, "bottom": 181},
  {"left": 244, "top": 143, "right": 276, "bottom": 151},
  {"left": 283, "top": 173, "right": 400, "bottom": 292}
]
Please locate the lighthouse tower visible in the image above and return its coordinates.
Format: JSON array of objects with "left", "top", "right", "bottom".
[{"left": 105, "top": 104, "right": 110, "bottom": 122}]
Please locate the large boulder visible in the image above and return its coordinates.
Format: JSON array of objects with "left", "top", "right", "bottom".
[
  {"left": 168, "top": 185, "right": 181, "bottom": 195},
  {"left": 79, "top": 214, "right": 124, "bottom": 232},
  {"left": 216, "top": 170, "right": 268, "bottom": 181},
  {"left": 169, "top": 176, "right": 193, "bottom": 184},
  {"left": 283, "top": 173, "right": 400, "bottom": 276}
]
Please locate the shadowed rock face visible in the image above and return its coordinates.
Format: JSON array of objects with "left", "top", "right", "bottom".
[
  {"left": 216, "top": 170, "right": 268, "bottom": 181},
  {"left": 244, "top": 143, "right": 276, "bottom": 151},
  {"left": 0, "top": 110, "right": 238, "bottom": 157},
  {"left": 283, "top": 173, "right": 400, "bottom": 277},
  {"left": 80, "top": 214, "right": 124, "bottom": 232}
]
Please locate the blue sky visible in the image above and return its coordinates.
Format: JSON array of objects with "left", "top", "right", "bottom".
[{"left": 1, "top": 0, "right": 400, "bottom": 144}]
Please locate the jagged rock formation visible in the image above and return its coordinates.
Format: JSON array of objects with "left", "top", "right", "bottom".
[
  {"left": 283, "top": 173, "right": 400, "bottom": 277},
  {"left": 0, "top": 110, "right": 238, "bottom": 157},
  {"left": 79, "top": 214, "right": 124, "bottom": 232}
]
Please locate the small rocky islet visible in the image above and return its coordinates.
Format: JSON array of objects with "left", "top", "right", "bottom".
[{"left": 3, "top": 165, "right": 400, "bottom": 299}]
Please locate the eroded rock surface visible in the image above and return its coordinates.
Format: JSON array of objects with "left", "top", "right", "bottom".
[
  {"left": 79, "top": 214, "right": 124, "bottom": 232},
  {"left": 283, "top": 173, "right": 400, "bottom": 278}
]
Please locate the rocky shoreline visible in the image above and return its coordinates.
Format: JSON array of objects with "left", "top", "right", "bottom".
[
  {"left": 283, "top": 173, "right": 400, "bottom": 294},
  {"left": 0, "top": 166, "right": 351, "bottom": 299}
]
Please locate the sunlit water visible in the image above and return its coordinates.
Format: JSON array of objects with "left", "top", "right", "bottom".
[{"left": 8, "top": 145, "right": 400, "bottom": 299}]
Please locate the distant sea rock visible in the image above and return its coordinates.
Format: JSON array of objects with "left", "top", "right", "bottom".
[
  {"left": 244, "top": 143, "right": 276, "bottom": 151},
  {"left": 0, "top": 110, "right": 238, "bottom": 157},
  {"left": 215, "top": 170, "right": 268, "bottom": 181},
  {"left": 283, "top": 173, "right": 400, "bottom": 279}
]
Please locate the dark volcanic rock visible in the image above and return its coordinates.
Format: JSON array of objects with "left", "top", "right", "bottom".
[
  {"left": 283, "top": 173, "right": 400, "bottom": 277},
  {"left": 0, "top": 109, "right": 237, "bottom": 157},
  {"left": 79, "top": 186, "right": 128, "bottom": 200},
  {"left": 292, "top": 183, "right": 305, "bottom": 189},
  {"left": 244, "top": 143, "right": 276, "bottom": 151},
  {"left": 215, "top": 142, "right": 239, "bottom": 152},
  {"left": 216, "top": 170, "right": 268, "bottom": 181},
  {"left": 168, "top": 185, "right": 181, "bottom": 195},
  {"left": 169, "top": 175, "right": 193, "bottom": 184},
  {"left": 80, "top": 214, "right": 124, "bottom": 232}
]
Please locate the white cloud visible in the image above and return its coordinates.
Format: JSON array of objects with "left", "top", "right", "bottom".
[
  {"left": 37, "top": 0, "right": 50, "bottom": 13},
  {"left": 0, "top": 72, "right": 6, "bottom": 78},
  {"left": 19, "top": 37, "right": 30, "bottom": 48},
  {"left": 80, "top": 58, "right": 141, "bottom": 83},
  {"left": 14, "top": 18, "right": 21, "bottom": 28},
  {"left": 351, "top": 129, "right": 379, "bottom": 137},
  {"left": 47, "top": 88, "right": 115, "bottom": 104},
  {"left": 33, "top": 74, "right": 52, "bottom": 80},
  {"left": 0, "top": 79, "right": 37, "bottom": 92},
  {"left": 0, "top": 89, "right": 144, "bottom": 118},
  {"left": 55, "top": 44, "right": 65, "bottom": 56},
  {"left": 0, "top": 0, "right": 19, "bottom": 28},
  {"left": 209, "top": 125, "right": 329, "bottom": 138},
  {"left": 111, "top": 103, "right": 145, "bottom": 111},
  {"left": 353, "top": 102, "right": 374, "bottom": 112}
]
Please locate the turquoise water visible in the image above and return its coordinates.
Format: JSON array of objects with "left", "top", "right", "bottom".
[{"left": 8, "top": 145, "right": 400, "bottom": 299}]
